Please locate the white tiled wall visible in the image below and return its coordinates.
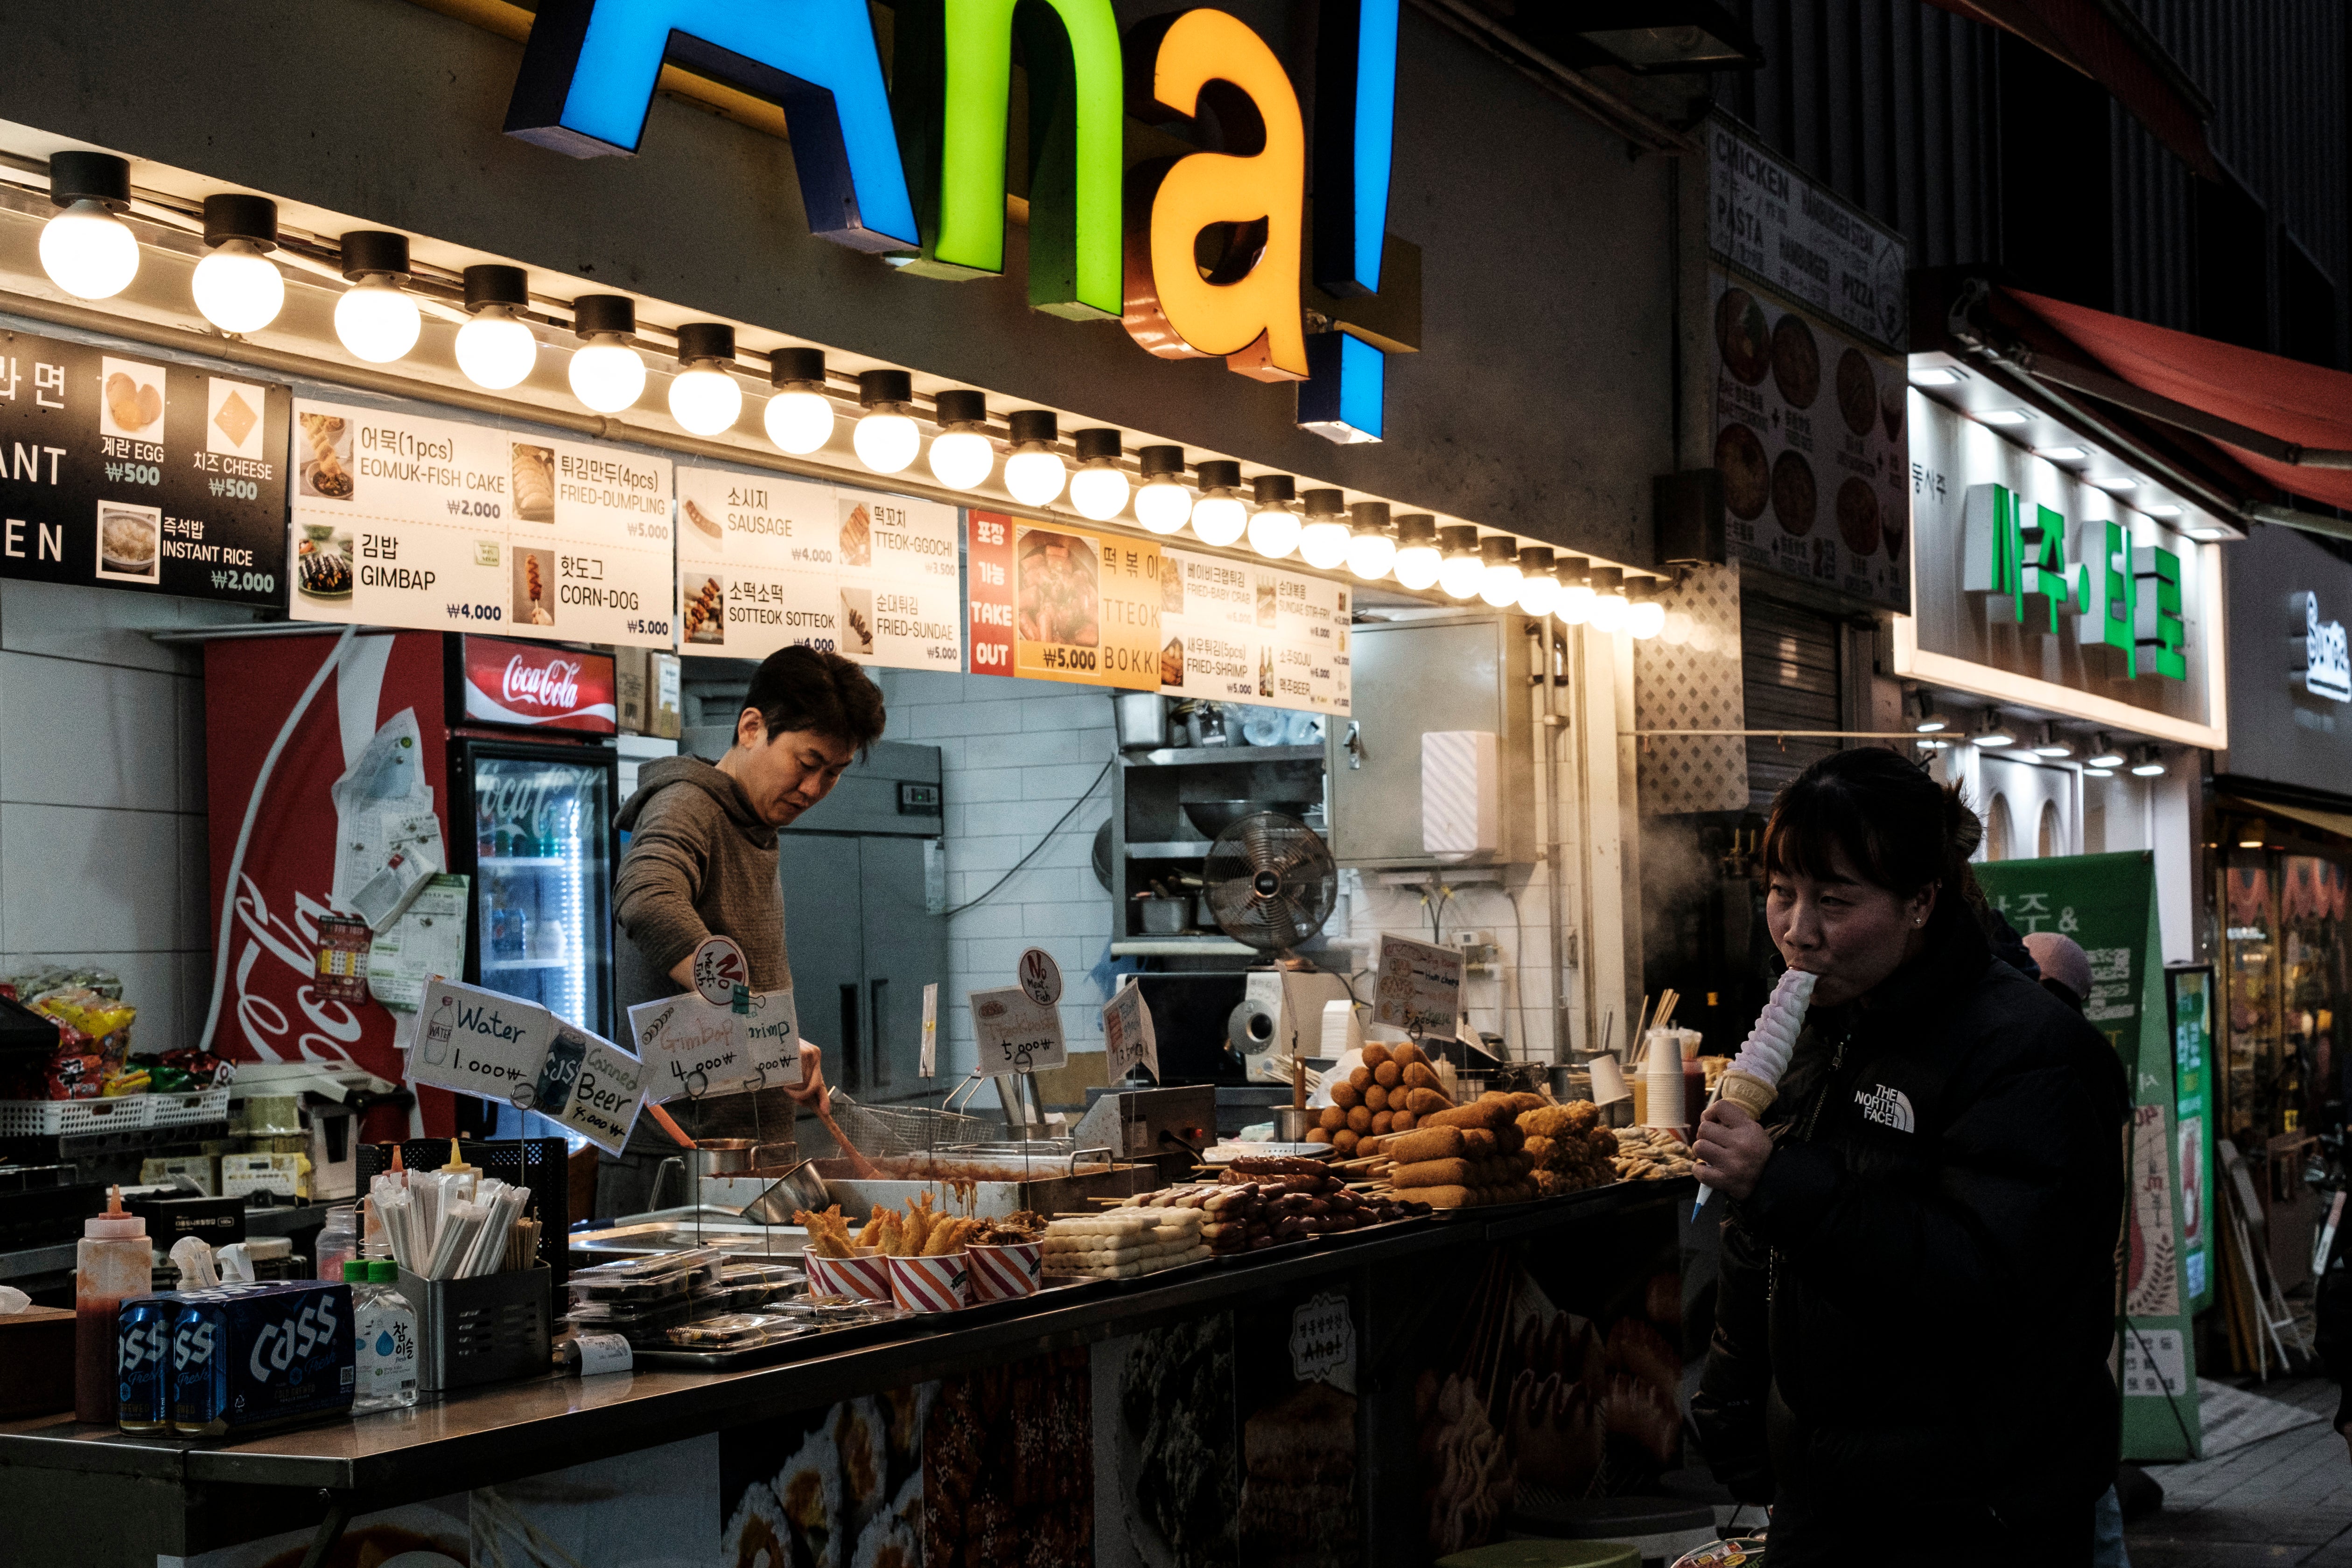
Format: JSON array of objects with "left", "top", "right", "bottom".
[
  {"left": 0, "top": 580, "right": 264, "bottom": 1052},
  {"left": 871, "top": 670, "right": 1117, "bottom": 1076}
]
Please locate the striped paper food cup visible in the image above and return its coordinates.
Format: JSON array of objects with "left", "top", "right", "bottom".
[
  {"left": 804, "top": 1250, "right": 895, "bottom": 1302},
  {"left": 888, "top": 1253, "right": 971, "bottom": 1314},
  {"left": 964, "top": 1240, "right": 1043, "bottom": 1302}
]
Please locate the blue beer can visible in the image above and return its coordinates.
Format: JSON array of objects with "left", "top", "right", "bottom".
[
  {"left": 115, "top": 1295, "right": 175, "bottom": 1432},
  {"left": 170, "top": 1281, "right": 354, "bottom": 1437}
]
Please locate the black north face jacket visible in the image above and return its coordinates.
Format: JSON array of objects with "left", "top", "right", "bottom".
[{"left": 1691, "top": 914, "right": 2129, "bottom": 1558}]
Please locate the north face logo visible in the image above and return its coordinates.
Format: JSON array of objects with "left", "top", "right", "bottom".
[{"left": 1856, "top": 1084, "right": 1915, "bottom": 1133}]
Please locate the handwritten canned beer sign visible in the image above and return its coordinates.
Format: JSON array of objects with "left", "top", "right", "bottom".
[
  {"left": 409, "top": 975, "right": 648, "bottom": 1151},
  {"left": 504, "top": 0, "right": 1410, "bottom": 444}
]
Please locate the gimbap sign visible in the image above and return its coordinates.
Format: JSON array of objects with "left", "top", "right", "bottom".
[{"left": 504, "top": 0, "right": 1406, "bottom": 441}]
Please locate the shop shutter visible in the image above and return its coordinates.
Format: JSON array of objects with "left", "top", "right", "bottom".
[{"left": 1741, "top": 594, "right": 1842, "bottom": 815}]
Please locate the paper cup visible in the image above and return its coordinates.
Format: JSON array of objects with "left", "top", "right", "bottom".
[
  {"left": 804, "top": 1250, "right": 894, "bottom": 1302},
  {"left": 1589, "top": 1053, "right": 1629, "bottom": 1105},
  {"left": 888, "top": 1253, "right": 972, "bottom": 1313},
  {"left": 965, "top": 1240, "right": 1043, "bottom": 1302}
]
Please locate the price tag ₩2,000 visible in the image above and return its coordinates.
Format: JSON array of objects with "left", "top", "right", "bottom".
[{"left": 970, "top": 985, "right": 1067, "bottom": 1074}]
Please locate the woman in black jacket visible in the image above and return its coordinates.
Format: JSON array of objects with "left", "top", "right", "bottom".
[{"left": 1690, "top": 747, "right": 2129, "bottom": 1563}]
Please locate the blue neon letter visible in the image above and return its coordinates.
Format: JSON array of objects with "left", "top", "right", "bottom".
[
  {"left": 1312, "top": 0, "right": 1397, "bottom": 296},
  {"left": 504, "top": 0, "right": 919, "bottom": 253}
]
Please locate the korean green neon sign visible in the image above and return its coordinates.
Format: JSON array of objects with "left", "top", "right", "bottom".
[{"left": 1961, "top": 482, "right": 2187, "bottom": 682}]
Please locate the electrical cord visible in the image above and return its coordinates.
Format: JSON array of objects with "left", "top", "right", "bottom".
[{"left": 942, "top": 757, "right": 1115, "bottom": 917}]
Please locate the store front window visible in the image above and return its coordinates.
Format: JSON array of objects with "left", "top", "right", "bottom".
[{"left": 2221, "top": 845, "right": 2351, "bottom": 1141}]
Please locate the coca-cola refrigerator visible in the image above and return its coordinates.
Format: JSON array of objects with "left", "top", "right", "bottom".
[{"left": 207, "top": 631, "right": 617, "bottom": 1138}]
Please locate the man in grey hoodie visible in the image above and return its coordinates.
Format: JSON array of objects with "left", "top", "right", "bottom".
[{"left": 600, "top": 645, "right": 887, "bottom": 1216}]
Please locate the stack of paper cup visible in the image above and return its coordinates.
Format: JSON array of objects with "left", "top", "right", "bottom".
[{"left": 1645, "top": 1036, "right": 1691, "bottom": 1133}]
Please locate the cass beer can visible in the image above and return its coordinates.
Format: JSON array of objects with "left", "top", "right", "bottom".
[
  {"left": 169, "top": 1281, "right": 355, "bottom": 1437},
  {"left": 114, "top": 1295, "right": 175, "bottom": 1432}
]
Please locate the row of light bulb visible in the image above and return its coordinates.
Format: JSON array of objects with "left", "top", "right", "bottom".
[{"left": 41, "top": 157, "right": 1674, "bottom": 627}]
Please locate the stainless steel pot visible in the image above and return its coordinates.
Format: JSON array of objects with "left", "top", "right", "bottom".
[
  {"left": 1272, "top": 1106, "right": 1313, "bottom": 1142},
  {"left": 648, "top": 1139, "right": 762, "bottom": 1209},
  {"left": 1140, "top": 896, "right": 1187, "bottom": 936},
  {"left": 1113, "top": 692, "right": 1173, "bottom": 750}
]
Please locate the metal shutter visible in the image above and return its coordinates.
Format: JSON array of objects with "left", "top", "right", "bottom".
[{"left": 1741, "top": 594, "right": 1843, "bottom": 815}]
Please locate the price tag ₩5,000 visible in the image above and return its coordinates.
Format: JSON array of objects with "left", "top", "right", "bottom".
[{"left": 970, "top": 985, "right": 1067, "bottom": 1074}]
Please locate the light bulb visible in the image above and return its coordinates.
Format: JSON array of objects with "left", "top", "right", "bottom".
[
  {"left": 1660, "top": 609, "right": 1694, "bottom": 645},
  {"left": 1250, "top": 506, "right": 1301, "bottom": 559},
  {"left": 1589, "top": 589, "right": 1629, "bottom": 632},
  {"left": 668, "top": 365, "right": 743, "bottom": 435},
  {"left": 1479, "top": 560, "right": 1523, "bottom": 607},
  {"left": 854, "top": 411, "right": 921, "bottom": 474},
  {"left": 1627, "top": 598, "right": 1666, "bottom": 639},
  {"left": 455, "top": 307, "right": 537, "bottom": 390},
  {"left": 1348, "top": 530, "right": 1396, "bottom": 581},
  {"left": 929, "top": 428, "right": 993, "bottom": 490},
  {"left": 1394, "top": 542, "right": 1441, "bottom": 590},
  {"left": 1191, "top": 494, "right": 1246, "bottom": 546},
  {"left": 569, "top": 338, "right": 646, "bottom": 413},
  {"left": 1299, "top": 518, "right": 1351, "bottom": 571},
  {"left": 1437, "top": 553, "right": 1484, "bottom": 599},
  {"left": 765, "top": 390, "right": 833, "bottom": 455},
  {"left": 1005, "top": 447, "right": 1068, "bottom": 506},
  {"left": 191, "top": 239, "right": 284, "bottom": 335},
  {"left": 40, "top": 200, "right": 138, "bottom": 301},
  {"left": 333, "top": 276, "right": 420, "bottom": 364},
  {"left": 1071, "top": 464, "right": 1130, "bottom": 521},
  {"left": 1517, "top": 572, "right": 1559, "bottom": 616},
  {"left": 1556, "top": 582, "right": 1595, "bottom": 624},
  {"left": 1136, "top": 479, "right": 1191, "bottom": 534}
]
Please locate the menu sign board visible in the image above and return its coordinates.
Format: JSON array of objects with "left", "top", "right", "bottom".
[
  {"left": 288, "top": 397, "right": 674, "bottom": 646},
  {"left": 1707, "top": 113, "right": 1906, "bottom": 353},
  {"left": 0, "top": 329, "right": 288, "bottom": 604},
  {"left": 966, "top": 510, "right": 1160, "bottom": 688},
  {"left": 411, "top": 975, "right": 648, "bottom": 1153},
  {"left": 676, "top": 464, "right": 961, "bottom": 670},
  {"left": 1372, "top": 935, "right": 1462, "bottom": 1038},
  {"left": 1157, "top": 546, "right": 1352, "bottom": 714},
  {"left": 1711, "top": 269, "right": 1910, "bottom": 613}
]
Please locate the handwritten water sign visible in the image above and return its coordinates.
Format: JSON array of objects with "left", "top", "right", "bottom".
[{"left": 411, "top": 977, "right": 553, "bottom": 1102}]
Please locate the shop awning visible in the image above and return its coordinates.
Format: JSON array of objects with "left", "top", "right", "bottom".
[
  {"left": 1922, "top": 0, "right": 2218, "bottom": 181},
  {"left": 2221, "top": 796, "right": 2352, "bottom": 843},
  {"left": 2006, "top": 289, "right": 2352, "bottom": 513}
]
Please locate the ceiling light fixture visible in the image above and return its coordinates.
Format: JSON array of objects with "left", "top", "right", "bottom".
[
  {"left": 1346, "top": 502, "right": 1396, "bottom": 581},
  {"left": 2030, "top": 722, "right": 2074, "bottom": 758},
  {"left": 1190, "top": 460, "right": 1246, "bottom": 546},
  {"left": 2142, "top": 504, "right": 2182, "bottom": 518},
  {"left": 191, "top": 194, "right": 284, "bottom": 336},
  {"left": 454, "top": 264, "right": 538, "bottom": 390},
  {"left": 1477, "top": 535, "right": 1524, "bottom": 606},
  {"left": 1970, "top": 708, "right": 2016, "bottom": 748},
  {"left": 2035, "top": 445, "right": 2088, "bottom": 462},
  {"left": 1913, "top": 689, "right": 1950, "bottom": 734},
  {"left": 1910, "top": 366, "right": 1962, "bottom": 387},
  {"left": 1436, "top": 525, "right": 1485, "bottom": 599},
  {"left": 852, "top": 369, "right": 921, "bottom": 474},
  {"left": 1555, "top": 558, "right": 1595, "bottom": 625},
  {"left": 1002, "top": 410, "right": 1067, "bottom": 506},
  {"left": 1625, "top": 579, "right": 1666, "bottom": 640},
  {"left": 2130, "top": 746, "right": 2167, "bottom": 777},
  {"left": 764, "top": 348, "right": 834, "bottom": 455},
  {"left": 332, "top": 231, "right": 421, "bottom": 364},
  {"left": 1248, "top": 475, "right": 1301, "bottom": 560},
  {"left": 1977, "top": 408, "right": 2029, "bottom": 427},
  {"left": 924, "top": 389, "right": 994, "bottom": 490},
  {"left": 666, "top": 322, "right": 743, "bottom": 435},
  {"left": 40, "top": 152, "right": 139, "bottom": 301},
  {"left": 2093, "top": 475, "right": 2138, "bottom": 492},
  {"left": 1297, "top": 489, "right": 1351, "bottom": 571},
  {"left": 566, "top": 294, "right": 646, "bottom": 413},
  {"left": 1070, "top": 429, "right": 1131, "bottom": 522},
  {"left": 1391, "top": 512, "right": 1441, "bottom": 590},
  {"left": 2083, "top": 766, "right": 2116, "bottom": 777},
  {"left": 1588, "top": 567, "right": 1630, "bottom": 633},
  {"left": 2188, "top": 527, "right": 2227, "bottom": 541},
  {"left": 1134, "top": 446, "right": 1191, "bottom": 535},
  {"left": 2084, "top": 733, "right": 2125, "bottom": 769},
  {"left": 1515, "top": 546, "right": 1558, "bottom": 615}
]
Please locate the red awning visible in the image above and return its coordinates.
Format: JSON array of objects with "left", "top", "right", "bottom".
[
  {"left": 1923, "top": 0, "right": 2218, "bottom": 181},
  {"left": 2009, "top": 289, "right": 2352, "bottom": 512}
]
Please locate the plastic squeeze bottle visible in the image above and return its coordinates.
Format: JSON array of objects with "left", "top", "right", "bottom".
[{"left": 75, "top": 1186, "right": 150, "bottom": 1423}]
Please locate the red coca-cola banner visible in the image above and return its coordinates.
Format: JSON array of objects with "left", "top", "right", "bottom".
[{"left": 458, "top": 635, "right": 616, "bottom": 732}]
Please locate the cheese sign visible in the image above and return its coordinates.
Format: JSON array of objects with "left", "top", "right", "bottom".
[
  {"left": 411, "top": 977, "right": 553, "bottom": 1103},
  {"left": 560, "top": 1031, "right": 650, "bottom": 1154},
  {"left": 1102, "top": 978, "right": 1160, "bottom": 1083},
  {"left": 971, "top": 985, "right": 1067, "bottom": 1074},
  {"left": 1371, "top": 935, "right": 1462, "bottom": 1038}
]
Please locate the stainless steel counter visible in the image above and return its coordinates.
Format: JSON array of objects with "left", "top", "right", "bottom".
[{"left": 0, "top": 1180, "right": 1689, "bottom": 1567}]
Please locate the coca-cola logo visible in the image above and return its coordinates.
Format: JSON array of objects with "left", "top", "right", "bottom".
[{"left": 501, "top": 654, "right": 582, "bottom": 712}]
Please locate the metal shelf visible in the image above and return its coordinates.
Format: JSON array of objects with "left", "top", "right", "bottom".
[
  {"left": 1126, "top": 840, "right": 1213, "bottom": 858},
  {"left": 1123, "top": 744, "right": 1325, "bottom": 767},
  {"left": 1111, "top": 936, "right": 1262, "bottom": 957}
]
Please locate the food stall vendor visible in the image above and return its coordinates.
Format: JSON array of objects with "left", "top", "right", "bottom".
[{"left": 599, "top": 646, "right": 889, "bottom": 1216}]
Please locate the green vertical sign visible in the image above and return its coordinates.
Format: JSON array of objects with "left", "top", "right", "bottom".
[
  {"left": 1976, "top": 851, "right": 2200, "bottom": 1461},
  {"left": 2168, "top": 967, "right": 2217, "bottom": 1315}
]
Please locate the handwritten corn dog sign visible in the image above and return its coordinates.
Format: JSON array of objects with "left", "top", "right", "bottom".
[{"left": 1372, "top": 936, "right": 1462, "bottom": 1038}]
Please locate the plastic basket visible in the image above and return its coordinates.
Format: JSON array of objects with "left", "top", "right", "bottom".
[
  {"left": 0, "top": 1095, "right": 152, "bottom": 1138},
  {"left": 145, "top": 1087, "right": 232, "bottom": 1129}
]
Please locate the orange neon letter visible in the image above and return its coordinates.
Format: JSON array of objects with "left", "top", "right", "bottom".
[{"left": 1121, "top": 9, "right": 1308, "bottom": 382}]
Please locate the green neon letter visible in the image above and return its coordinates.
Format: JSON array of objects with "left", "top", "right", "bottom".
[{"left": 891, "top": 0, "right": 1123, "bottom": 320}]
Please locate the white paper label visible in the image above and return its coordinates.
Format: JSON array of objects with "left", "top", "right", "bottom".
[
  {"left": 1102, "top": 978, "right": 1159, "bottom": 1083},
  {"left": 1288, "top": 1289, "right": 1356, "bottom": 1391},
  {"left": 739, "top": 988, "right": 803, "bottom": 1089},
  {"left": 1372, "top": 935, "right": 1463, "bottom": 1036},
  {"left": 691, "top": 934, "right": 749, "bottom": 1005},
  {"left": 920, "top": 982, "right": 938, "bottom": 1078},
  {"left": 970, "top": 985, "right": 1067, "bottom": 1073},
  {"left": 1018, "top": 947, "right": 1064, "bottom": 1006},
  {"left": 559, "top": 1032, "right": 649, "bottom": 1154},
  {"left": 628, "top": 988, "right": 801, "bottom": 1102},
  {"left": 574, "top": 1331, "right": 634, "bottom": 1377},
  {"left": 410, "top": 977, "right": 553, "bottom": 1103},
  {"left": 367, "top": 874, "right": 469, "bottom": 1011},
  {"left": 2120, "top": 1327, "right": 2187, "bottom": 1397}
]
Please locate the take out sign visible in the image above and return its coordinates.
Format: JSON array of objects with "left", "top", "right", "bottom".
[{"left": 504, "top": 0, "right": 1404, "bottom": 442}]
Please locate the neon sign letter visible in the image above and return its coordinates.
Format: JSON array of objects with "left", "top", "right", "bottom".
[
  {"left": 1122, "top": 9, "right": 1309, "bottom": 383},
  {"left": 891, "top": 0, "right": 1123, "bottom": 319},
  {"left": 1312, "top": 0, "right": 1398, "bottom": 298},
  {"left": 504, "top": 0, "right": 919, "bottom": 253}
]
